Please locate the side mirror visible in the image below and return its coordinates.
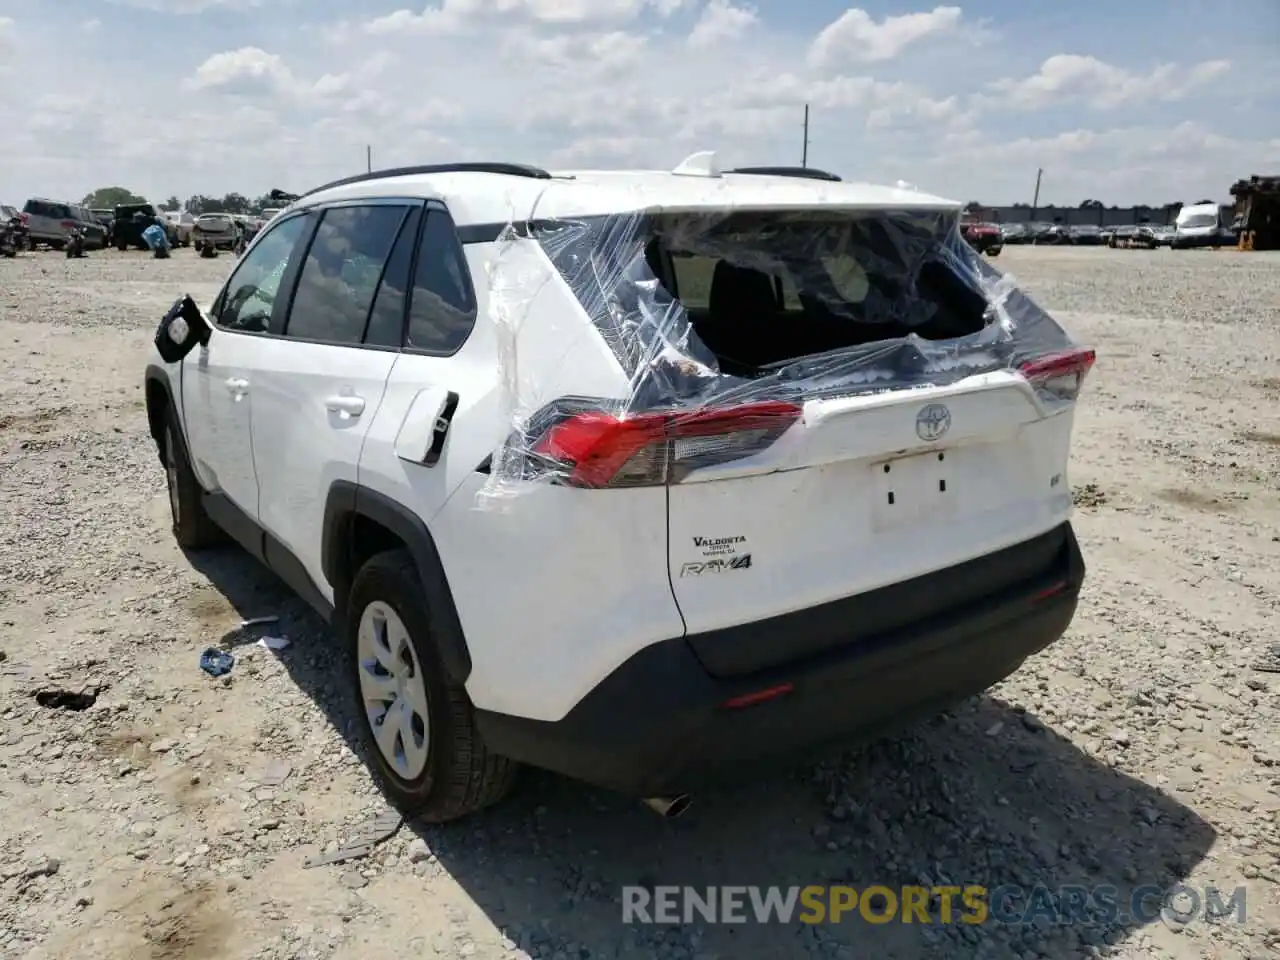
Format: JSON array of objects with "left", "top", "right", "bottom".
[{"left": 154, "top": 294, "right": 213, "bottom": 363}]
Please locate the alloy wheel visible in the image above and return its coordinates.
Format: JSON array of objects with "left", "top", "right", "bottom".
[{"left": 357, "top": 601, "right": 431, "bottom": 780}]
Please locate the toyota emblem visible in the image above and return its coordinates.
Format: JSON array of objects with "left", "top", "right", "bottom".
[{"left": 916, "top": 403, "right": 951, "bottom": 442}]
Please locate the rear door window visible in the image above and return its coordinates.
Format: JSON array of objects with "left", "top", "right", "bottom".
[
  {"left": 404, "top": 208, "right": 477, "bottom": 354},
  {"left": 363, "top": 207, "right": 422, "bottom": 348},
  {"left": 284, "top": 204, "right": 410, "bottom": 345}
]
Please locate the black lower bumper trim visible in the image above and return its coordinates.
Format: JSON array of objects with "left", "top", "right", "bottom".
[{"left": 476, "top": 523, "right": 1085, "bottom": 796}]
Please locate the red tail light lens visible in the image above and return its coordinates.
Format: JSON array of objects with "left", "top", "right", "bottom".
[
  {"left": 529, "top": 400, "right": 802, "bottom": 488},
  {"left": 721, "top": 683, "right": 794, "bottom": 710},
  {"left": 1019, "top": 348, "right": 1095, "bottom": 406}
]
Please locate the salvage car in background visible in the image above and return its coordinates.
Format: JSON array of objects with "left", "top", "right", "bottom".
[
  {"left": 114, "top": 203, "right": 173, "bottom": 250},
  {"left": 960, "top": 217, "right": 1003, "bottom": 256},
  {"left": 1029, "top": 222, "right": 1071, "bottom": 244},
  {"left": 1069, "top": 225, "right": 1103, "bottom": 245},
  {"left": 191, "top": 213, "right": 242, "bottom": 251},
  {"left": 999, "top": 223, "right": 1029, "bottom": 244},
  {"left": 91, "top": 208, "right": 115, "bottom": 245},
  {"left": 163, "top": 210, "right": 195, "bottom": 246},
  {"left": 1110, "top": 225, "right": 1156, "bottom": 249},
  {"left": 22, "top": 198, "right": 107, "bottom": 250},
  {"left": 1172, "top": 202, "right": 1231, "bottom": 249}
]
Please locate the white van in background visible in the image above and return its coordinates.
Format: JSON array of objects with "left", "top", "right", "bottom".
[{"left": 1172, "top": 202, "right": 1231, "bottom": 249}]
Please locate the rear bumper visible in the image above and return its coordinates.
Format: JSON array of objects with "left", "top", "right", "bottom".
[{"left": 476, "top": 522, "right": 1086, "bottom": 796}]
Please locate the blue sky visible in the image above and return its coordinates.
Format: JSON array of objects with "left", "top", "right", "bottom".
[{"left": 0, "top": 1, "right": 1276, "bottom": 207}]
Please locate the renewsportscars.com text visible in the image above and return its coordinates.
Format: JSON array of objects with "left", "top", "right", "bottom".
[{"left": 621, "top": 884, "right": 1248, "bottom": 926}]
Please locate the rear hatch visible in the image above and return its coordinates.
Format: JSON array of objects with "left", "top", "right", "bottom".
[
  {"left": 507, "top": 201, "right": 1092, "bottom": 677},
  {"left": 195, "top": 215, "right": 235, "bottom": 238},
  {"left": 22, "top": 199, "right": 73, "bottom": 239}
]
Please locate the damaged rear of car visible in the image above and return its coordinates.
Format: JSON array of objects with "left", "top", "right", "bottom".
[{"left": 467, "top": 174, "right": 1092, "bottom": 798}]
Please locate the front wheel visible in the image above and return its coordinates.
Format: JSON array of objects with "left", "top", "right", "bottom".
[
  {"left": 347, "top": 550, "right": 517, "bottom": 822},
  {"left": 163, "top": 415, "right": 225, "bottom": 549}
]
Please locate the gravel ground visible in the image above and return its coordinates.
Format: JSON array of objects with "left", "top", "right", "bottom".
[{"left": 1, "top": 244, "right": 1279, "bottom": 960}]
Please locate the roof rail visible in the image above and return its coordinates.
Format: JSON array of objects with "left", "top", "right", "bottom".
[
  {"left": 726, "top": 166, "right": 843, "bottom": 182},
  {"left": 299, "top": 162, "right": 552, "bottom": 199}
]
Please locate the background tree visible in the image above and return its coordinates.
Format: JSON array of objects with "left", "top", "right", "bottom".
[
  {"left": 160, "top": 196, "right": 181, "bottom": 211},
  {"left": 80, "top": 186, "right": 148, "bottom": 209},
  {"left": 220, "top": 193, "right": 250, "bottom": 214}
]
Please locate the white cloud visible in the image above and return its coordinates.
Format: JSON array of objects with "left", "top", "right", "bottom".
[
  {"left": 363, "top": 0, "right": 687, "bottom": 35},
  {"left": 110, "top": 0, "right": 266, "bottom": 11},
  {"left": 688, "top": 0, "right": 757, "bottom": 49},
  {"left": 501, "top": 29, "right": 650, "bottom": 72},
  {"left": 809, "top": 6, "right": 962, "bottom": 68},
  {"left": 990, "top": 54, "right": 1232, "bottom": 109},
  {"left": 186, "top": 47, "right": 297, "bottom": 96},
  {"left": 80, "top": 19, "right": 102, "bottom": 32},
  {"left": 0, "top": 3, "right": 1266, "bottom": 207}
]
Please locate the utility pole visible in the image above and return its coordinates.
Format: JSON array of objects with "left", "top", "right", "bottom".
[
  {"left": 801, "top": 104, "right": 810, "bottom": 168},
  {"left": 367, "top": 145, "right": 372, "bottom": 174},
  {"left": 1031, "top": 167, "right": 1043, "bottom": 219}
]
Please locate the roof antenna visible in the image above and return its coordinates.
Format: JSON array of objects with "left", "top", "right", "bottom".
[{"left": 672, "top": 151, "right": 721, "bottom": 178}]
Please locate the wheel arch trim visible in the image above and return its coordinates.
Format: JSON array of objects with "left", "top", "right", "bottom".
[{"left": 322, "top": 480, "right": 473, "bottom": 684}]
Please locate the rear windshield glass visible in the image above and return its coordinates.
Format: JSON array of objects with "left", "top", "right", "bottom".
[
  {"left": 533, "top": 210, "right": 992, "bottom": 378},
  {"left": 25, "top": 200, "right": 69, "bottom": 218}
]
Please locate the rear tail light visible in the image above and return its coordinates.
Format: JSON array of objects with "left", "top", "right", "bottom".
[
  {"left": 19, "top": 213, "right": 29, "bottom": 225},
  {"left": 525, "top": 399, "right": 802, "bottom": 488},
  {"left": 1019, "top": 348, "right": 1095, "bottom": 406},
  {"left": 61, "top": 220, "right": 76, "bottom": 230},
  {"left": 722, "top": 683, "right": 794, "bottom": 710}
]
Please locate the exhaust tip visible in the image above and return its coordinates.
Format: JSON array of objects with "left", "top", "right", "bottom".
[{"left": 642, "top": 795, "right": 692, "bottom": 819}]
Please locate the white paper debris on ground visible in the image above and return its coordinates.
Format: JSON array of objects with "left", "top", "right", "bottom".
[{"left": 256, "top": 635, "right": 291, "bottom": 651}]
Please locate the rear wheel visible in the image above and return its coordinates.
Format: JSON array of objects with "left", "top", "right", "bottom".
[
  {"left": 347, "top": 550, "right": 516, "bottom": 822},
  {"left": 163, "top": 415, "right": 225, "bottom": 549}
]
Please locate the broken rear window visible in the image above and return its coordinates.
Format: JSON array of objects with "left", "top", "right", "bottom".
[{"left": 529, "top": 207, "right": 1070, "bottom": 403}]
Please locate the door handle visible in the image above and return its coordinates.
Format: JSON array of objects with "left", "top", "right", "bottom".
[
  {"left": 325, "top": 395, "right": 366, "bottom": 417},
  {"left": 225, "top": 377, "right": 249, "bottom": 393}
]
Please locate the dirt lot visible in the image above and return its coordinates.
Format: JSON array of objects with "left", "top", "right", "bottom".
[{"left": 1, "top": 244, "right": 1279, "bottom": 960}]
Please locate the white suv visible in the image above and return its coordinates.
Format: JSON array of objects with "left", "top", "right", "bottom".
[{"left": 144, "top": 155, "right": 1093, "bottom": 822}]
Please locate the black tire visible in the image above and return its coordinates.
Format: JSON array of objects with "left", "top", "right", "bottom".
[
  {"left": 163, "top": 415, "right": 225, "bottom": 549},
  {"left": 346, "top": 550, "right": 517, "bottom": 822},
  {"left": 116, "top": 242, "right": 127, "bottom": 252}
]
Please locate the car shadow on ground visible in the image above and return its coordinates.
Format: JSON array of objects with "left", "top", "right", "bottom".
[{"left": 186, "top": 544, "right": 1218, "bottom": 960}]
